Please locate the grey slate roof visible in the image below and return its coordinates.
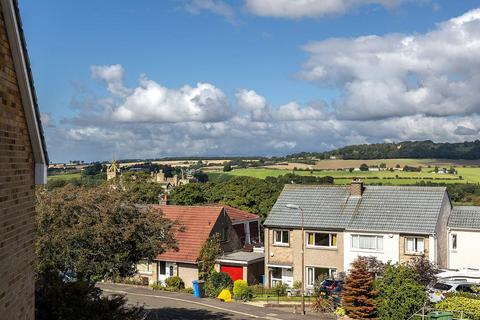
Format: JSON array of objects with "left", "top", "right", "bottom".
[
  {"left": 449, "top": 206, "right": 480, "bottom": 230},
  {"left": 217, "top": 251, "right": 264, "bottom": 264},
  {"left": 264, "top": 184, "right": 448, "bottom": 234}
]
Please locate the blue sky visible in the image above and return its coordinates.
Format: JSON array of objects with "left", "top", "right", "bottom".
[{"left": 19, "top": 0, "right": 480, "bottom": 162}]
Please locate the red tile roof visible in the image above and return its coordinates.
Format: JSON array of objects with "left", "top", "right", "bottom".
[
  {"left": 153, "top": 205, "right": 224, "bottom": 264},
  {"left": 221, "top": 205, "right": 259, "bottom": 224}
]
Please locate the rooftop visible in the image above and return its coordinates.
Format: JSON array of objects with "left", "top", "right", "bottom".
[
  {"left": 449, "top": 206, "right": 480, "bottom": 230},
  {"left": 265, "top": 184, "right": 448, "bottom": 234}
]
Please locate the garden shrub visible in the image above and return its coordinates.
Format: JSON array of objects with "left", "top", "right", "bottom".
[
  {"left": 311, "top": 297, "right": 335, "bottom": 313},
  {"left": 233, "top": 280, "right": 252, "bottom": 301},
  {"left": 271, "top": 282, "right": 288, "bottom": 295},
  {"left": 204, "top": 272, "right": 233, "bottom": 298},
  {"left": 165, "top": 276, "right": 185, "bottom": 290},
  {"left": 436, "top": 295, "right": 480, "bottom": 320}
]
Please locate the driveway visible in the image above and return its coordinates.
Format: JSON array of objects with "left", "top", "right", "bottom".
[{"left": 98, "top": 283, "right": 327, "bottom": 320}]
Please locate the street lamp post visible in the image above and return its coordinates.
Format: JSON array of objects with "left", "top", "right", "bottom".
[{"left": 285, "top": 204, "right": 305, "bottom": 315}]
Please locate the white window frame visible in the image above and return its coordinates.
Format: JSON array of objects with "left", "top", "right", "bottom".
[
  {"left": 306, "top": 232, "right": 337, "bottom": 248},
  {"left": 273, "top": 229, "right": 289, "bottom": 246},
  {"left": 351, "top": 234, "right": 384, "bottom": 252},
  {"left": 405, "top": 237, "right": 425, "bottom": 254},
  {"left": 451, "top": 234, "right": 458, "bottom": 251},
  {"left": 305, "top": 266, "right": 337, "bottom": 287}
]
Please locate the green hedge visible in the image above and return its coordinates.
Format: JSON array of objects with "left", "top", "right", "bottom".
[{"left": 436, "top": 295, "right": 480, "bottom": 319}]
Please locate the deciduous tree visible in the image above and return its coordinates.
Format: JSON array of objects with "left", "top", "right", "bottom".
[{"left": 36, "top": 184, "right": 178, "bottom": 281}]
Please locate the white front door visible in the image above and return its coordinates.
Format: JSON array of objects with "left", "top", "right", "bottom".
[{"left": 157, "top": 261, "right": 175, "bottom": 284}]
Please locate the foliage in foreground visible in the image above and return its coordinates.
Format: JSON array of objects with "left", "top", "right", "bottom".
[
  {"left": 35, "top": 272, "right": 144, "bottom": 320},
  {"left": 204, "top": 272, "right": 233, "bottom": 298},
  {"left": 311, "top": 297, "right": 335, "bottom": 313},
  {"left": 233, "top": 280, "right": 252, "bottom": 301},
  {"left": 436, "top": 295, "right": 480, "bottom": 320},
  {"left": 375, "top": 264, "right": 426, "bottom": 320},
  {"left": 197, "top": 234, "right": 223, "bottom": 280},
  {"left": 36, "top": 184, "right": 178, "bottom": 281},
  {"left": 165, "top": 276, "right": 185, "bottom": 289},
  {"left": 342, "top": 257, "right": 378, "bottom": 319}
]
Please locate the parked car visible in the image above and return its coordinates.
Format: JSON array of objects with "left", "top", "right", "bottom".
[
  {"left": 428, "top": 281, "right": 480, "bottom": 303},
  {"left": 319, "top": 279, "right": 343, "bottom": 295}
]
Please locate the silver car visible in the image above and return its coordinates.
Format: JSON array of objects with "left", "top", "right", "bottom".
[{"left": 428, "top": 281, "right": 480, "bottom": 303}]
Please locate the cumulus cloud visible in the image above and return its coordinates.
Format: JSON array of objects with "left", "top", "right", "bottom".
[
  {"left": 112, "top": 77, "right": 232, "bottom": 123},
  {"left": 299, "top": 8, "right": 480, "bottom": 120},
  {"left": 45, "top": 9, "right": 480, "bottom": 161},
  {"left": 245, "top": 0, "right": 404, "bottom": 19},
  {"left": 183, "top": 0, "right": 236, "bottom": 22},
  {"left": 91, "top": 64, "right": 131, "bottom": 97}
]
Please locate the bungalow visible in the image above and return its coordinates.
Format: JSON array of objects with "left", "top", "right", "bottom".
[
  {"left": 136, "top": 205, "right": 264, "bottom": 287},
  {"left": 264, "top": 181, "right": 451, "bottom": 290},
  {"left": 448, "top": 206, "right": 480, "bottom": 270}
]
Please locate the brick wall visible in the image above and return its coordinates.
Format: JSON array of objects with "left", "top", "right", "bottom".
[{"left": 0, "top": 2, "right": 36, "bottom": 319}]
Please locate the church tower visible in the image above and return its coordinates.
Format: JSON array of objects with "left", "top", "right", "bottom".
[{"left": 107, "top": 159, "right": 120, "bottom": 180}]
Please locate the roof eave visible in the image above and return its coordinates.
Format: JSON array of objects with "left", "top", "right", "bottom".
[{"left": 2, "top": 0, "right": 48, "bottom": 184}]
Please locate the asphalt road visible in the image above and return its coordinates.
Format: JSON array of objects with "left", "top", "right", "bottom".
[{"left": 99, "top": 283, "right": 325, "bottom": 320}]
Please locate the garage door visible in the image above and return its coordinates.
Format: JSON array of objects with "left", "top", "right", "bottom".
[{"left": 220, "top": 265, "right": 243, "bottom": 281}]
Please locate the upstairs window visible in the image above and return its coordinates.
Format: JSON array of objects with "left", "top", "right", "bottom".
[
  {"left": 405, "top": 237, "right": 424, "bottom": 254},
  {"left": 274, "top": 230, "right": 289, "bottom": 245},
  {"left": 307, "top": 232, "right": 337, "bottom": 248},
  {"left": 220, "top": 227, "right": 228, "bottom": 242},
  {"left": 351, "top": 234, "right": 383, "bottom": 251}
]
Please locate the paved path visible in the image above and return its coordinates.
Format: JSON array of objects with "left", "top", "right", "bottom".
[{"left": 99, "top": 283, "right": 325, "bottom": 320}]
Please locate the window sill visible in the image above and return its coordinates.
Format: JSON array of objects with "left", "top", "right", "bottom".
[
  {"left": 351, "top": 249, "right": 383, "bottom": 254},
  {"left": 306, "top": 246, "right": 337, "bottom": 251},
  {"left": 273, "top": 243, "right": 290, "bottom": 247},
  {"left": 404, "top": 251, "right": 425, "bottom": 256}
]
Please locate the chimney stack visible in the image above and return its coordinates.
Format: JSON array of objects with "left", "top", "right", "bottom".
[
  {"left": 159, "top": 193, "right": 169, "bottom": 205},
  {"left": 350, "top": 179, "right": 364, "bottom": 197}
]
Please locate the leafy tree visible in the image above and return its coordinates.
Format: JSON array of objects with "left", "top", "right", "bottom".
[
  {"left": 408, "top": 254, "right": 438, "bottom": 286},
  {"left": 375, "top": 263, "right": 426, "bottom": 320},
  {"left": 36, "top": 185, "right": 178, "bottom": 281},
  {"left": 223, "top": 163, "right": 232, "bottom": 172},
  {"left": 82, "top": 162, "right": 103, "bottom": 176},
  {"left": 359, "top": 163, "right": 369, "bottom": 171},
  {"left": 170, "top": 176, "right": 281, "bottom": 221},
  {"left": 193, "top": 170, "right": 209, "bottom": 183},
  {"left": 36, "top": 271, "right": 144, "bottom": 320},
  {"left": 342, "top": 257, "right": 378, "bottom": 319},
  {"left": 197, "top": 233, "right": 223, "bottom": 280}
]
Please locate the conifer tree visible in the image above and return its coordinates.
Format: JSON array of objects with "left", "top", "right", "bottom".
[{"left": 342, "top": 257, "right": 378, "bottom": 319}]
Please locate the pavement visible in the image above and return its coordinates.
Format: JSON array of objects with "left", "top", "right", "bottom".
[{"left": 98, "top": 282, "right": 328, "bottom": 320}]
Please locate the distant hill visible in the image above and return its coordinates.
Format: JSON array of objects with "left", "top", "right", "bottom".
[{"left": 287, "top": 140, "right": 480, "bottom": 160}]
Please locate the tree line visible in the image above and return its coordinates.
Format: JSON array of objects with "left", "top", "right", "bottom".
[{"left": 288, "top": 140, "right": 480, "bottom": 160}]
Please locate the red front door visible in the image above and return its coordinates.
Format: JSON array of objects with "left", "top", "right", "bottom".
[{"left": 220, "top": 265, "right": 243, "bottom": 281}]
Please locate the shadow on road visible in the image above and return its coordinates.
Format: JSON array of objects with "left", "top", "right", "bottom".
[{"left": 144, "top": 307, "right": 239, "bottom": 320}]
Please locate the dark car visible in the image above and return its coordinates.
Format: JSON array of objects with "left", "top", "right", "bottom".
[{"left": 319, "top": 279, "right": 343, "bottom": 294}]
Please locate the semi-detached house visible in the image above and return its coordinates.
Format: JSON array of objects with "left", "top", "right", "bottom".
[{"left": 263, "top": 181, "right": 451, "bottom": 290}]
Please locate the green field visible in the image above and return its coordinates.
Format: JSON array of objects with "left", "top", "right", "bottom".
[
  {"left": 223, "top": 167, "right": 480, "bottom": 185},
  {"left": 47, "top": 172, "right": 82, "bottom": 181}
]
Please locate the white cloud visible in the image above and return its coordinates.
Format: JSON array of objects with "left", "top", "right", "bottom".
[
  {"left": 245, "top": 0, "right": 403, "bottom": 19},
  {"left": 299, "top": 8, "right": 480, "bottom": 120},
  {"left": 183, "top": 0, "right": 236, "bottom": 22},
  {"left": 112, "top": 77, "right": 232, "bottom": 123},
  {"left": 46, "top": 6, "right": 480, "bottom": 164},
  {"left": 91, "top": 64, "right": 132, "bottom": 97}
]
